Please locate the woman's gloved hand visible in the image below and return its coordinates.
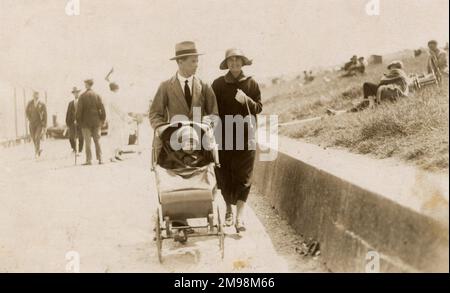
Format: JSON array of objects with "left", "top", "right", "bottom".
[{"left": 234, "top": 89, "right": 248, "bottom": 105}]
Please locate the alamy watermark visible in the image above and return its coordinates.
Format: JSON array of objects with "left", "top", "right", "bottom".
[
  {"left": 365, "top": 250, "right": 380, "bottom": 273},
  {"left": 65, "top": 250, "right": 80, "bottom": 273},
  {"left": 365, "top": 0, "right": 380, "bottom": 16},
  {"left": 165, "top": 107, "right": 279, "bottom": 161},
  {"left": 65, "top": 0, "right": 80, "bottom": 16}
]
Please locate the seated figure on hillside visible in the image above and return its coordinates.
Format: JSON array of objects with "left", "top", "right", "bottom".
[
  {"left": 327, "top": 60, "right": 410, "bottom": 115},
  {"left": 356, "top": 57, "right": 367, "bottom": 74},
  {"left": 304, "top": 70, "right": 315, "bottom": 83},
  {"left": 341, "top": 55, "right": 366, "bottom": 77},
  {"left": 343, "top": 55, "right": 358, "bottom": 71}
]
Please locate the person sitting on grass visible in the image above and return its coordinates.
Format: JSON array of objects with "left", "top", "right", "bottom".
[
  {"left": 304, "top": 70, "right": 315, "bottom": 83},
  {"left": 341, "top": 55, "right": 366, "bottom": 77},
  {"left": 343, "top": 55, "right": 358, "bottom": 72},
  {"left": 356, "top": 57, "right": 367, "bottom": 74},
  {"left": 327, "top": 60, "right": 410, "bottom": 115}
]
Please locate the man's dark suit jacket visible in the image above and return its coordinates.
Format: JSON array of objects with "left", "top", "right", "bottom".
[
  {"left": 76, "top": 89, "right": 106, "bottom": 128},
  {"left": 65, "top": 100, "right": 77, "bottom": 127}
]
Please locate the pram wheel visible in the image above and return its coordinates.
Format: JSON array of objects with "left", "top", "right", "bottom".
[
  {"left": 217, "top": 206, "right": 225, "bottom": 259},
  {"left": 164, "top": 216, "right": 171, "bottom": 238},
  {"left": 155, "top": 208, "right": 163, "bottom": 263},
  {"left": 208, "top": 213, "right": 214, "bottom": 231}
]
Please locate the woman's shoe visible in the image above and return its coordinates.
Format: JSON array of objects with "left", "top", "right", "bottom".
[
  {"left": 225, "top": 212, "right": 234, "bottom": 227},
  {"left": 235, "top": 220, "right": 246, "bottom": 233}
]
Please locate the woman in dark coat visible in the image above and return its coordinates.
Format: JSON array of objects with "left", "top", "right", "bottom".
[{"left": 212, "top": 48, "right": 263, "bottom": 232}]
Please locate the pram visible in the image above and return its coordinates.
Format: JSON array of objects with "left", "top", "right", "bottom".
[
  {"left": 151, "top": 121, "right": 224, "bottom": 263},
  {"left": 409, "top": 72, "right": 440, "bottom": 92}
]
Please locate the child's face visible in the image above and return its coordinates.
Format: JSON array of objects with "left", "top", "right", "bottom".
[{"left": 181, "top": 138, "right": 197, "bottom": 154}]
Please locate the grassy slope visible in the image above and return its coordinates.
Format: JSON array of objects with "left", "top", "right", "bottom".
[{"left": 263, "top": 54, "right": 449, "bottom": 171}]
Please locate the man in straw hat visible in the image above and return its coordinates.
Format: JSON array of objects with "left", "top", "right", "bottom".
[
  {"left": 65, "top": 86, "right": 84, "bottom": 156},
  {"left": 148, "top": 41, "right": 218, "bottom": 131},
  {"left": 149, "top": 41, "right": 218, "bottom": 237}
]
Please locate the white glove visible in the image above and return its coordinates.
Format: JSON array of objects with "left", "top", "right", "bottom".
[{"left": 234, "top": 89, "right": 248, "bottom": 105}]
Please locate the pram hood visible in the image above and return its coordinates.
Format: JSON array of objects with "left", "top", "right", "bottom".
[{"left": 151, "top": 121, "right": 220, "bottom": 172}]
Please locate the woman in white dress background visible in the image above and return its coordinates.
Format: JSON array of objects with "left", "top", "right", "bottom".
[{"left": 104, "top": 69, "right": 130, "bottom": 162}]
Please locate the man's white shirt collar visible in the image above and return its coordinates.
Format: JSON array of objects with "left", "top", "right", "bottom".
[{"left": 177, "top": 72, "right": 194, "bottom": 93}]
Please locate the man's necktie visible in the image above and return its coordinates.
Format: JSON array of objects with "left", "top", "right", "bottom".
[{"left": 184, "top": 80, "right": 192, "bottom": 108}]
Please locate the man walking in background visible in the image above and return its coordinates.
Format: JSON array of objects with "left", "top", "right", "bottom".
[
  {"left": 25, "top": 91, "right": 47, "bottom": 158},
  {"left": 65, "top": 86, "right": 84, "bottom": 155},
  {"left": 76, "top": 79, "right": 106, "bottom": 165}
]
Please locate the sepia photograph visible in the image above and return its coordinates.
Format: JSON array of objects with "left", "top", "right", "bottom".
[{"left": 0, "top": 0, "right": 448, "bottom": 282}]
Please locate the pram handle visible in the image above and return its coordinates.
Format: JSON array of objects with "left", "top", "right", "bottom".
[{"left": 151, "top": 123, "right": 169, "bottom": 171}]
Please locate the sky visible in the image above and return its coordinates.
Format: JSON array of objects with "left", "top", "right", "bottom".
[{"left": 0, "top": 0, "right": 448, "bottom": 133}]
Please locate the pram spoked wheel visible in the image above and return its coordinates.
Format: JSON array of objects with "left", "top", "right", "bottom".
[
  {"left": 154, "top": 208, "right": 163, "bottom": 263},
  {"left": 153, "top": 206, "right": 225, "bottom": 263},
  {"left": 217, "top": 206, "right": 225, "bottom": 259}
]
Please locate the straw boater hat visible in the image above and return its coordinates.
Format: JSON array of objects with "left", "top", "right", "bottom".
[
  {"left": 170, "top": 41, "right": 203, "bottom": 60},
  {"left": 387, "top": 60, "right": 404, "bottom": 70},
  {"left": 84, "top": 79, "right": 94, "bottom": 86},
  {"left": 219, "top": 48, "right": 253, "bottom": 70},
  {"left": 71, "top": 86, "right": 81, "bottom": 94}
]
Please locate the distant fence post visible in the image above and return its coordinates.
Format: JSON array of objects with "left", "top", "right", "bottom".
[
  {"left": 14, "top": 87, "right": 18, "bottom": 139},
  {"left": 23, "top": 88, "right": 28, "bottom": 137},
  {"left": 45, "top": 91, "right": 48, "bottom": 129}
]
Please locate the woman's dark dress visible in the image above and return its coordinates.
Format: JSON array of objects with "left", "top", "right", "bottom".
[{"left": 212, "top": 71, "right": 263, "bottom": 205}]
